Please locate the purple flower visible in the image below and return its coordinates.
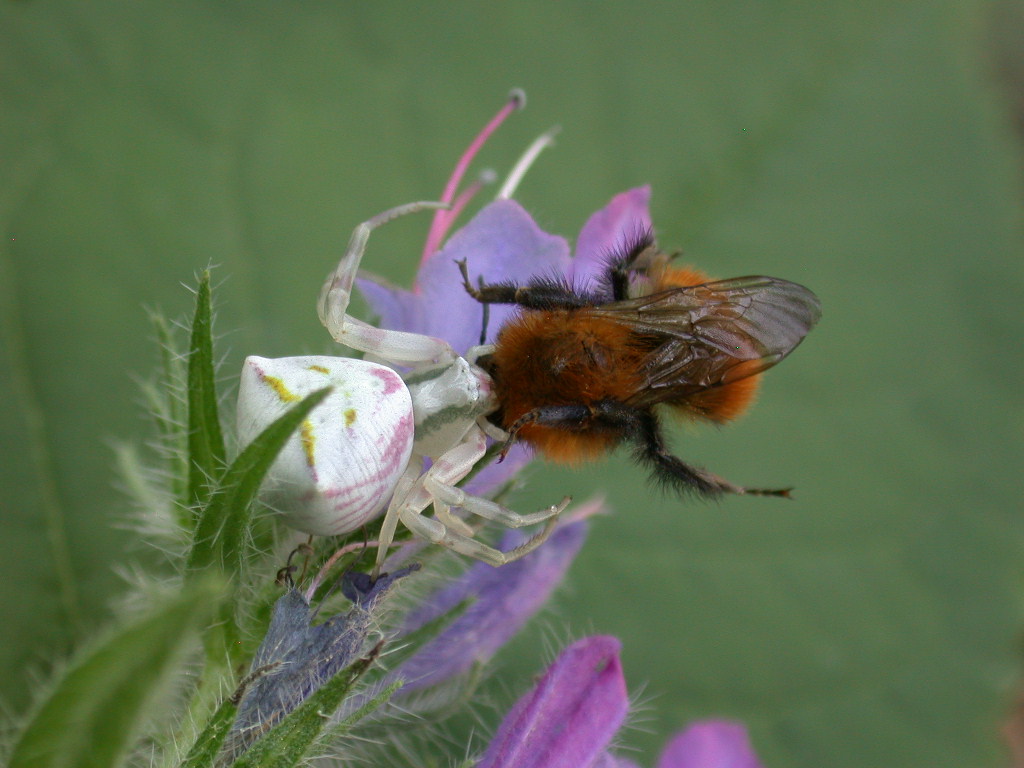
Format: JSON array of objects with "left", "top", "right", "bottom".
[
  {"left": 342, "top": 99, "right": 762, "bottom": 767},
  {"left": 654, "top": 721, "right": 765, "bottom": 768},
  {"left": 592, "top": 753, "right": 642, "bottom": 768},
  {"left": 596, "top": 721, "right": 765, "bottom": 768},
  {"left": 570, "top": 185, "right": 652, "bottom": 289},
  {"left": 479, "top": 637, "right": 766, "bottom": 768},
  {"left": 478, "top": 636, "right": 629, "bottom": 768},
  {"left": 356, "top": 188, "right": 652, "bottom": 354},
  {"left": 347, "top": 94, "right": 652, "bottom": 497},
  {"left": 393, "top": 498, "right": 604, "bottom": 693},
  {"left": 357, "top": 185, "right": 651, "bottom": 493},
  {"left": 357, "top": 199, "right": 571, "bottom": 355}
]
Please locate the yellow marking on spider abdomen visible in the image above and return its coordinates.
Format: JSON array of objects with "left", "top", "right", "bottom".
[
  {"left": 262, "top": 374, "right": 300, "bottom": 403},
  {"left": 344, "top": 408, "right": 357, "bottom": 427},
  {"left": 307, "top": 364, "right": 330, "bottom": 374},
  {"left": 261, "top": 374, "right": 316, "bottom": 467},
  {"left": 299, "top": 420, "right": 316, "bottom": 468}
]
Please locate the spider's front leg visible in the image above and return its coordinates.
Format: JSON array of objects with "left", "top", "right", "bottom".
[
  {"left": 318, "top": 201, "right": 456, "bottom": 365},
  {"left": 372, "top": 428, "right": 569, "bottom": 576},
  {"left": 422, "top": 429, "right": 570, "bottom": 530}
]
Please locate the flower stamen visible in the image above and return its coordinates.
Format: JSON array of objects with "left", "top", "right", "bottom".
[
  {"left": 497, "top": 125, "right": 560, "bottom": 200},
  {"left": 445, "top": 168, "right": 498, "bottom": 229},
  {"left": 421, "top": 89, "right": 525, "bottom": 263}
]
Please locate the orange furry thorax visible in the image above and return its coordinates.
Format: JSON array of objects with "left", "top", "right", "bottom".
[
  {"left": 489, "top": 310, "right": 645, "bottom": 400},
  {"left": 488, "top": 309, "right": 645, "bottom": 465},
  {"left": 651, "top": 264, "right": 710, "bottom": 292}
]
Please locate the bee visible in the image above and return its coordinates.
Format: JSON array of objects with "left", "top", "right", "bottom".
[{"left": 458, "top": 230, "right": 821, "bottom": 498}]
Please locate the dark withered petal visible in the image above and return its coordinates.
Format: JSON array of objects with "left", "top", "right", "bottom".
[{"left": 219, "top": 566, "right": 417, "bottom": 763}]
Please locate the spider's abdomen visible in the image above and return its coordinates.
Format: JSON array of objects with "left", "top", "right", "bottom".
[
  {"left": 487, "top": 310, "right": 644, "bottom": 464},
  {"left": 237, "top": 355, "right": 414, "bottom": 536}
]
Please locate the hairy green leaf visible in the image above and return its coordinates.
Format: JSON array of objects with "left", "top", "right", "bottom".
[
  {"left": 232, "top": 646, "right": 379, "bottom": 768},
  {"left": 186, "top": 386, "right": 330, "bottom": 580},
  {"left": 8, "top": 579, "right": 223, "bottom": 768},
  {"left": 180, "top": 696, "right": 239, "bottom": 768},
  {"left": 148, "top": 309, "right": 189, "bottom": 510},
  {"left": 187, "top": 271, "right": 226, "bottom": 509}
]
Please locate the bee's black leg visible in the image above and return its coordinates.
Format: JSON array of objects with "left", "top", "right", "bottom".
[
  {"left": 605, "top": 228, "right": 658, "bottom": 300},
  {"left": 477, "top": 274, "right": 490, "bottom": 345},
  {"left": 618, "top": 406, "right": 791, "bottom": 498},
  {"left": 623, "top": 407, "right": 722, "bottom": 497},
  {"left": 455, "top": 258, "right": 602, "bottom": 310},
  {"left": 497, "top": 404, "right": 594, "bottom": 460}
]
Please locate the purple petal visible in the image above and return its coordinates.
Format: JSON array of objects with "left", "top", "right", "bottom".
[
  {"left": 356, "top": 202, "right": 570, "bottom": 499},
  {"left": 461, "top": 442, "right": 533, "bottom": 498},
  {"left": 354, "top": 274, "right": 416, "bottom": 334},
  {"left": 340, "top": 564, "right": 420, "bottom": 607},
  {"left": 570, "top": 186, "right": 652, "bottom": 289},
  {"left": 657, "top": 721, "right": 764, "bottom": 768},
  {"left": 419, "top": 199, "right": 572, "bottom": 350},
  {"left": 359, "top": 200, "right": 571, "bottom": 353},
  {"left": 478, "top": 635, "right": 628, "bottom": 768},
  {"left": 394, "top": 514, "right": 591, "bottom": 692}
]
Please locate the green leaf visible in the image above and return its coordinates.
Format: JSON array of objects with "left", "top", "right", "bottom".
[
  {"left": 8, "top": 578, "right": 224, "bottom": 768},
  {"left": 180, "top": 696, "right": 239, "bottom": 768},
  {"left": 186, "top": 386, "right": 330, "bottom": 581},
  {"left": 186, "top": 385, "right": 328, "bottom": 671},
  {"left": 148, "top": 309, "right": 189, "bottom": 510},
  {"left": 186, "top": 271, "right": 226, "bottom": 509},
  {"left": 330, "top": 678, "right": 401, "bottom": 734},
  {"left": 232, "top": 646, "right": 380, "bottom": 768}
]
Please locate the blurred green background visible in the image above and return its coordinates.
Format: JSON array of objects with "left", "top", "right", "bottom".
[{"left": 2, "top": 1, "right": 1023, "bottom": 765}]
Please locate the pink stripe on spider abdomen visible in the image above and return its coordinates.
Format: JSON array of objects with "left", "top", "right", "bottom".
[
  {"left": 369, "top": 365, "right": 406, "bottom": 396},
  {"left": 320, "top": 411, "right": 415, "bottom": 534}
]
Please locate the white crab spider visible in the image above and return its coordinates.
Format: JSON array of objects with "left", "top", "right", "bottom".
[{"left": 238, "top": 201, "right": 569, "bottom": 577}]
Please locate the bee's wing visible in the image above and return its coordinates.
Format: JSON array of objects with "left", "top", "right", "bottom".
[{"left": 591, "top": 276, "right": 821, "bottom": 405}]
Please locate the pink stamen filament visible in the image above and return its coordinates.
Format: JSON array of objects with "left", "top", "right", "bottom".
[
  {"left": 420, "top": 89, "right": 525, "bottom": 267},
  {"left": 443, "top": 169, "right": 498, "bottom": 233}
]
